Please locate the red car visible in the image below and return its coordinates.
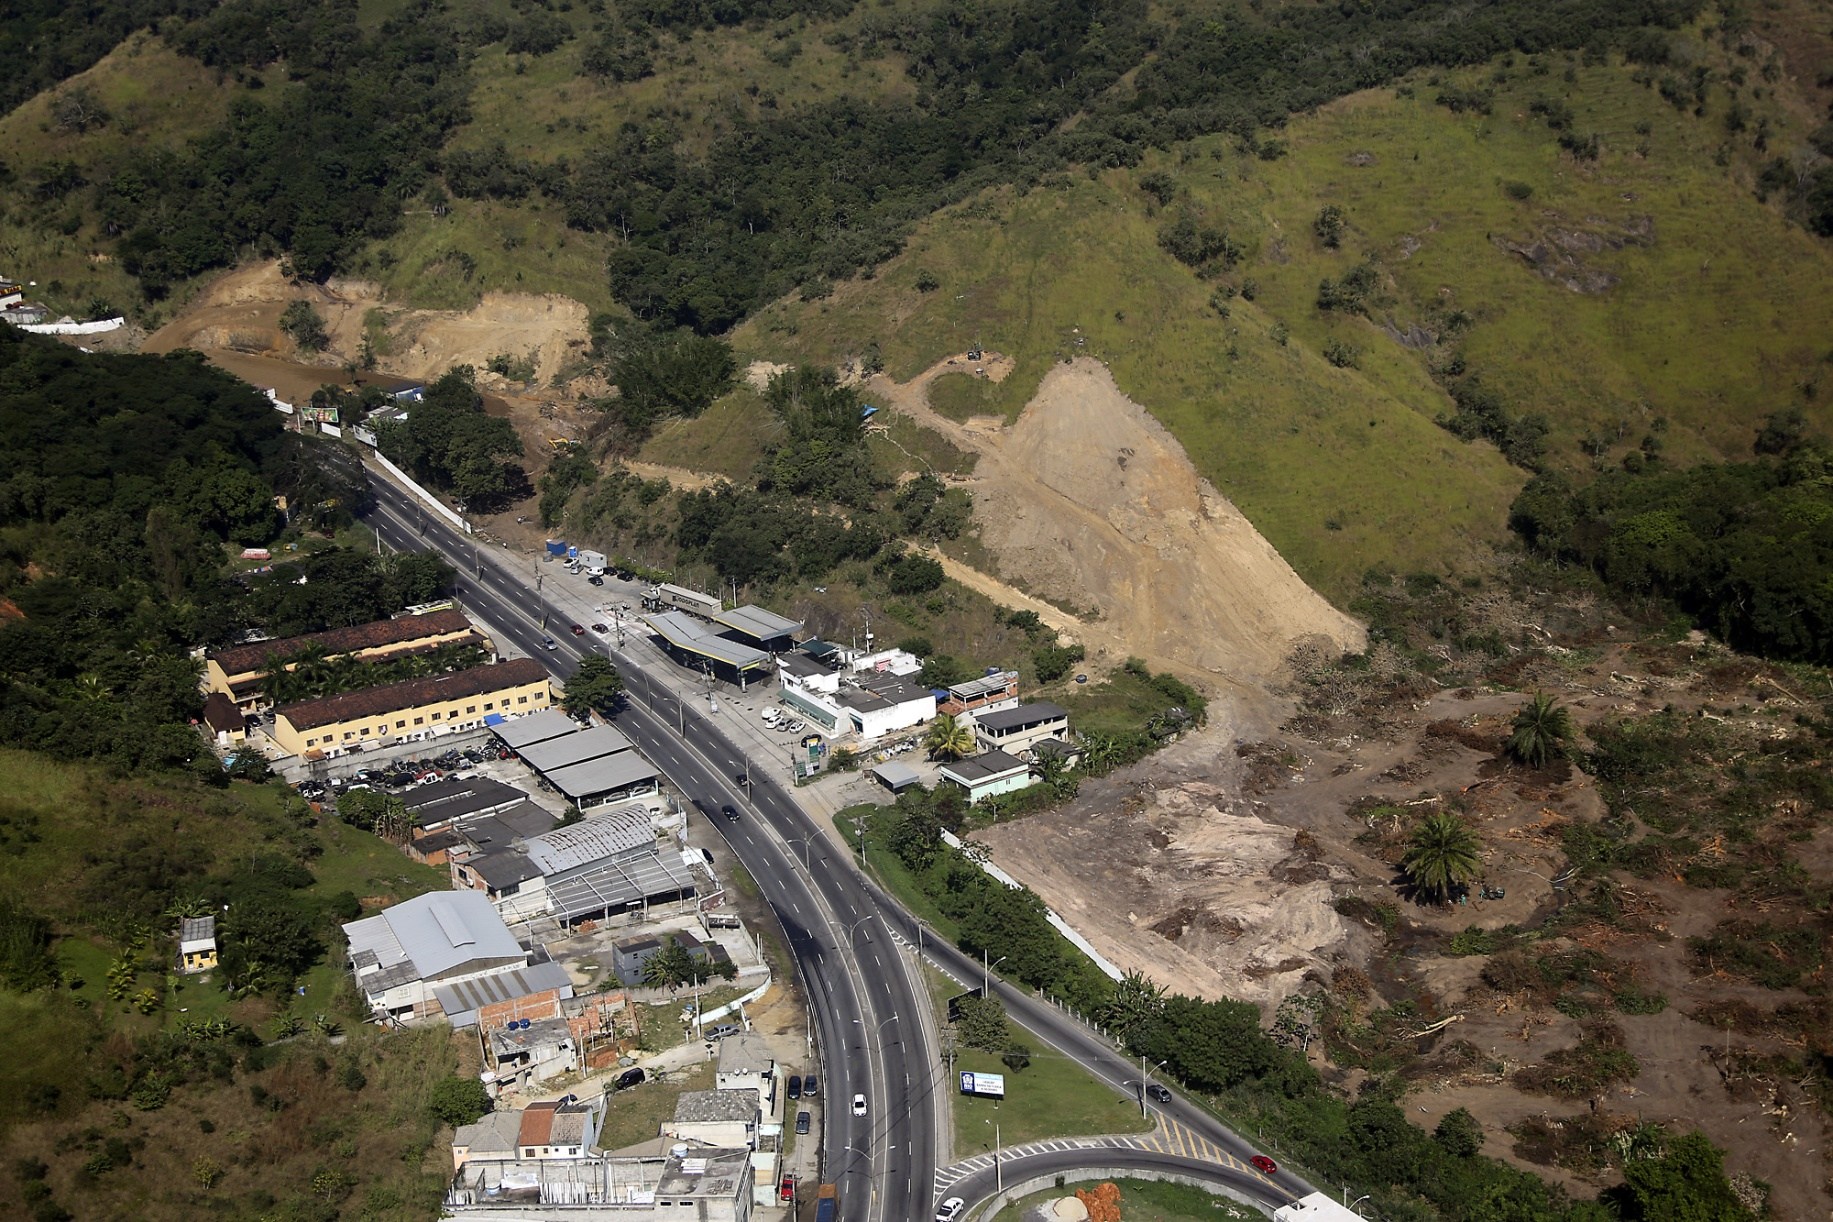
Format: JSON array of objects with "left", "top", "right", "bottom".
[
  {"left": 1250, "top": 1154, "right": 1278, "bottom": 1175},
  {"left": 569, "top": 624, "right": 586, "bottom": 636},
  {"left": 778, "top": 1174, "right": 795, "bottom": 1203}
]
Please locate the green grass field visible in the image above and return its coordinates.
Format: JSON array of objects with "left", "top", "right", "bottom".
[
  {"left": 920, "top": 967, "right": 1153, "bottom": 1154},
  {"left": 640, "top": 386, "right": 783, "bottom": 479},
  {"left": 734, "top": 44, "right": 1833, "bottom": 602},
  {"left": 598, "top": 1060, "right": 715, "bottom": 1152},
  {"left": 992, "top": 1177, "right": 1262, "bottom": 1221}
]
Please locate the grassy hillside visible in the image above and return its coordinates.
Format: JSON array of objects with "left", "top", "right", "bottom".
[{"left": 732, "top": 38, "right": 1833, "bottom": 600}]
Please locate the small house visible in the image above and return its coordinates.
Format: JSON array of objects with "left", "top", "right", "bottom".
[
  {"left": 937, "top": 750, "right": 1035, "bottom": 806},
  {"left": 178, "top": 915, "right": 218, "bottom": 974}
]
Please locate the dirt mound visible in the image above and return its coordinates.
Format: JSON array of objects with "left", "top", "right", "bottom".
[{"left": 872, "top": 356, "right": 1364, "bottom": 691}]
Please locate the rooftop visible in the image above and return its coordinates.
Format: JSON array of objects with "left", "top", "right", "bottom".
[
  {"left": 716, "top": 1033, "right": 775, "bottom": 1075},
  {"left": 343, "top": 890, "right": 525, "bottom": 984},
  {"left": 672, "top": 1089, "right": 759, "bottom": 1124},
  {"left": 432, "top": 961, "right": 572, "bottom": 1027},
  {"left": 642, "top": 610, "right": 770, "bottom": 671},
  {"left": 516, "top": 724, "right": 633, "bottom": 774},
  {"left": 543, "top": 752, "right": 660, "bottom": 801},
  {"left": 870, "top": 761, "right": 922, "bottom": 790},
  {"left": 489, "top": 707, "right": 582, "bottom": 751},
  {"left": 709, "top": 603, "right": 803, "bottom": 642},
  {"left": 939, "top": 749, "right": 1030, "bottom": 785},
  {"left": 975, "top": 701, "right": 1069, "bottom": 732},
  {"left": 403, "top": 775, "right": 527, "bottom": 824},
  {"left": 456, "top": 801, "right": 561, "bottom": 846},
  {"left": 946, "top": 670, "right": 1019, "bottom": 700},
  {"left": 545, "top": 851, "right": 698, "bottom": 923},
  {"left": 200, "top": 692, "right": 246, "bottom": 733},
  {"left": 655, "top": 1147, "right": 751, "bottom": 1199},
  {"left": 210, "top": 608, "right": 473, "bottom": 678},
  {"left": 522, "top": 812, "right": 653, "bottom": 874},
  {"left": 178, "top": 915, "right": 216, "bottom": 943},
  {"left": 453, "top": 1110, "right": 522, "bottom": 1158},
  {"left": 277, "top": 658, "right": 548, "bottom": 732}
]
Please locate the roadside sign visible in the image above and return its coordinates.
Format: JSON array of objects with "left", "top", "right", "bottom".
[{"left": 959, "top": 1071, "right": 1006, "bottom": 1098}]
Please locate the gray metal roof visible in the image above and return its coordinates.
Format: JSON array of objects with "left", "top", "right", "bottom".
[
  {"left": 544, "top": 752, "right": 661, "bottom": 801},
  {"left": 642, "top": 611, "right": 771, "bottom": 670},
  {"left": 948, "top": 670, "right": 1018, "bottom": 700},
  {"left": 716, "top": 1033, "right": 775, "bottom": 1075},
  {"left": 975, "top": 701, "right": 1069, "bottom": 732},
  {"left": 939, "top": 749, "right": 1030, "bottom": 785},
  {"left": 433, "top": 960, "right": 573, "bottom": 1028},
  {"left": 343, "top": 890, "right": 525, "bottom": 982},
  {"left": 545, "top": 851, "right": 698, "bottom": 922},
  {"left": 522, "top": 811, "right": 653, "bottom": 874},
  {"left": 517, "top": 724, "right": 633, "bottom": 774},
  {"left": 710, "top": 604, "right": 802, "bottom": 642},
  {"left": 469, "top": 850, "right": 541, "bottom": 889},
  {"left": 870, "top": 761, "right": 922, "bottom": 790},
  {"left": 490, "top": 708, "right": 585, "bottom": 750},
  {"left": 179, "top": 915, "right": 216, "bottom": 943},
  {"left": 403, "top": 776, "right": 527, "bottom": 826}
]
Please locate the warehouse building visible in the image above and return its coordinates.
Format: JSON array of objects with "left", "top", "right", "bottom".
[
  {"left": 270, "top": 658, "right": 552, "bottom": 758},
  {"left": 342, "top": 890, "right": 571, "bottom": 1025}
]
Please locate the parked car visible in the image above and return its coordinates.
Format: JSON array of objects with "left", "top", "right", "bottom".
[
  {"left": 706, "top": 1023, "right": 740, "bottom": 1040},
  {"left": 760, "top": 707, "right": 780, "bottom": 723},
  {"left": 588, "top": 575, "right": 604, "bottom": 586},
  {"left": 778, "top": 1174, "right": 796, "bottom": 1203},
  {"left": 936, "top": 1199, "right": 967, "bottom": 1222},
  {"left": 1250, "top": 1155, "right": 1278, "bottom": 1175},
  {"left": 851, "top": 1093, "right": 867, "bottom": 1117},
  {"left": 802, "top": 1073, "right": 819, "bottom": 1097},
  {"left": 614, "top": 1067, "right": 645, "bottom": 1091},
  {"left": 795, "top": 1110, "right": 811, "bottom": 1135},
  {"left": 787, "top": 1074, "right": 802, "bottom": 1101},
  {"left": 592, "top": 623, "right": 609, "bottom": 634}
]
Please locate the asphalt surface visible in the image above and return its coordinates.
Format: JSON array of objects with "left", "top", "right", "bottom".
[
  {"left": 364, "top": 479, "right": 936, "bottom": 1222},
  {"left": 361, "top": 470, "right": 1315, "bottom": 1220}
]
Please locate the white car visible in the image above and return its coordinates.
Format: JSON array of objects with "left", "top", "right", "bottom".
[
  {"left": 851, "top": 1093, "right": 867, "bottom": 1117},
  {"left": 761, "top": 707, "right": 780, "bottom": 723},
  {"left": 935, "top": 1198, "right": 966, "bottom": 1222}
]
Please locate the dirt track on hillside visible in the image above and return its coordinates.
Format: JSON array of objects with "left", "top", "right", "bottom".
[{"left": 872, "top": 356, "right": 1364, "bottom": 696}]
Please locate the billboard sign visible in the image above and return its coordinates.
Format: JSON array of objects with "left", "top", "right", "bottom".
[{"left": 959, "top": 1071, "right": 1006, "bottom": 1099}]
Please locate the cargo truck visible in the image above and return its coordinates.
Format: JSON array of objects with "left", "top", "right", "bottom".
[
  {"left": 814, "top": 1183, "right": 838, "bottom": 1222},
  {"left": 577, "top": 549, "right": 608, "bottom": 577}
]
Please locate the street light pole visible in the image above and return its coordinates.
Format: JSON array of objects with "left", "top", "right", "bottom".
[
  {"left": 982, "top": 952, "right": 1007, "bottom": 994},
  {"left": 1140, "top": 1056, "right": 1169, "bottom": 1118}
]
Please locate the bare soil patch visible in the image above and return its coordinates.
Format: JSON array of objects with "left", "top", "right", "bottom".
[{"left": 871, "top": 356, "right": 1364, "bottom": 697}]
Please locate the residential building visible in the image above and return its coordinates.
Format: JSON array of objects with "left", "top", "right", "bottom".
[
  {"left": 514, "top": 1098, "right": 604, "bottom": 1160},
  {"left": 937, "top": 749, "right": 1035, "bottom": 806},
  {"left": 200, "top": 692, "right": 247, "bottom": 747},
  {"left": 177, "top": 916, "right": 218, "bottom": 974},
  {"left": 665, "top": 1090, "right": 760, "bottom": 1150},
  {"left": 937, "top": 669, "right": 1020, "bottom": 718},
  {"left": 451, "top": 1111, "right": 522, "bottom": 1170},
  {"left": 970, "top": 700, "right": 1069, "bottom": 755},
  {"left": 270, "top": 658, "right": 552, "bottom": 758},
  {"left": 203, "top": 608, "right": 487, "bottom": 711},
  {"left": 714, "top": 1034, "right": 776, "bottom": 1110},
  {"left": 341, "top": 889, "right": 571, "bottom": 1025},
  {"left": 777, "top": 660, "right": 936, "bottom": 741}
]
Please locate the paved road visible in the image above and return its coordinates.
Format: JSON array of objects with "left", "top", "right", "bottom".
[
  {"left": 364, "top": 479, "right": 937, "bottom": 1222},
  {"left": 362, "top": 469, "right": 1315, "bottom": 1220}
]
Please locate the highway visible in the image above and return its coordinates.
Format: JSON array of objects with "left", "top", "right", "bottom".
[
  {"left": 361, "top": 468, "right": 1316, "bottom": 1220},
  {"left": 364, "top": 479, "right": 939, "bottom": 1222}
]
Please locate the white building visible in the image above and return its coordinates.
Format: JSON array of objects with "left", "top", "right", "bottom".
[
  {"left": 447, "top": 1146, "right": 753, "bottom": 1221},
  {"left": 777, "top": 654, "right": 936, "bottom": 741},
  {"left": 664, "top": 1090, "right": 761, "bottom": 1150},
  {"left": 452, "top": 809, "right": 700, "bottom": 927},
  {"left": 714, "top": 1034, "right": 777, "bottom": 1111},
  {"left": 1276, "top": 1193, "right": 1369, "bottom": 1221},
  {"left": 969, "top": 701, "right": 1069, "bottom": 755}
]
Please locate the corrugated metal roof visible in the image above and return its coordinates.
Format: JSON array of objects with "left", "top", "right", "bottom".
[
  {"left": 343, "top": 890, "right": 524, "bottom": 982},
  {"left": 545, "top": 851, "right": 698, "bottom": 922},
  {"left": 975, "top": 701, "right": 1069, "bottom": 732},
  {"left": 517, "top": 724, "right": 633, "bottom": 774},
  {"left": 870, "top": 762, "right": 922, "bottom": 790},
  {"left": 710, "top": 604, "right": 802, "bottom": 641},
  {"left": 491, "top": 708, "right": 584, "bottom": 750},
  {"left": 432, "top": 960, "right": 573, "bottom": 1028},
  {"left": 642, "top": 611, "right": 770, "bottom": 670},
  {"left": 544, "top": 753, "right": 661, "bottom": 800},
  {"left": 939, "top": 750, "right": 1029, "bottom": 785},
  {"left": 523, "top": 811, "right": 653, "bottom": 874}
]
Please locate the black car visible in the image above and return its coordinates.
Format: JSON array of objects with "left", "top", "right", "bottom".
[
  {"left": 721, "top": 804, "right": 740, "bottom": 823},
  {"left": 795, "top": 1110, "right": 811, "bottom": 1135},
  {"left": 802, "top": 1073, "right": 819, "bottom": 1097},
  {"left": 588, "top": 575, "right": 604, "bottom": 586},
  {"left": 787, "top": 1074, "right": 802, "bottom": 1101},
  {"left": 1146, "top": 1083, "right": 1172, "bottom": 1103},
  {"left": 613, "top": 1067, "right": 646, "bottom": 1091}
]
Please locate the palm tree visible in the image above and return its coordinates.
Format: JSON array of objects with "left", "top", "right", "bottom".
[
  {"left": 1506, "top": 691, "right": 1573, "bottom": 768},
  {"left": 925, "top": 714, "right": 977, "bottom": 762},
  {"left": 1402, "top": 812, "right": 1484, "bottom": 904},
  {"left": 1098, "top": 970, "right": 1167, "bottom": 1039}
]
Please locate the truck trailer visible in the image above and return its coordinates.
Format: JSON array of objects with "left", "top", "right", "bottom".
[
  {"left": 576, "top": 549, "right": 608, "bottom": 577},
  {"left": 814, "top": 1183, "right": 838, "bottom": 1222}
]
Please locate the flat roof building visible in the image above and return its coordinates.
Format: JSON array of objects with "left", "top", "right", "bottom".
[
  {"left": 544, "top": 752, "right": 663, "bottom": 811},
  {"left": 488, "top": 707, "right": 583, "bottom": 752},
  {"left": 271, "top": 658, "right": 552, "bottom": 758},
  {"left": 404, "top": 776, "right": 530, "bottom": 831},
  {"left": 938, "top": 749, "right": 1035, "bottom": 806},
  {"left": 343, "top": 890, "right": 568, "bottom": 1025},
  {"left": 970, "top": 700, "right": 1069, "bottom": 755},
  {"left": 709, "top": 604, "right": 803, "bottom": 650},
  {"left": 642, "top": 611, "right": 771, "bottom": 682},
  {"left": 515, "top": 724, "right": 632, "bottom": 774}
]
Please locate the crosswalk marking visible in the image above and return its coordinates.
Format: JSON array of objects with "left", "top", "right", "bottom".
[{"left": 932, "top": 1113, "right": 1238, "bottom": 1194}]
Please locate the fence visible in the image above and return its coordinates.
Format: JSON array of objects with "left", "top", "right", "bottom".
[{"left": 940, "top": 830, "right": 1126, "bottom": 982}]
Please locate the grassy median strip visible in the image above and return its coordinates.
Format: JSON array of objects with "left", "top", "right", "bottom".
[{"left": 992, "top": 1178, "right": 1261, "bottom": 1221}]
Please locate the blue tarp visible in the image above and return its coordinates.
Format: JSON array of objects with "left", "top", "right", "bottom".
[{"left": 484, "top": 713, "right": 505, "bottom": 726}]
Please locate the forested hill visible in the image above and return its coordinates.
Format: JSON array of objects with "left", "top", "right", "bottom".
[{"left": 13, "top": 0, "right": 1807, "bottom": 329}]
